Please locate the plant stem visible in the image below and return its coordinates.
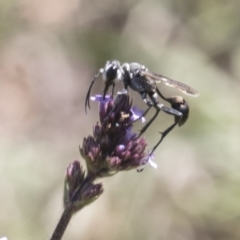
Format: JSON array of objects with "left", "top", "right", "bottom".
[{"left": 50, "top": 204, "right": 74, "bottom": 240}]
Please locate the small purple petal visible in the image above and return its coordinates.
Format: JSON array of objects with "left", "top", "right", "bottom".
[
  {"left": 124, "top": 128, "right": 135, "bottom": 141},
  {"left": 148, "top": 154, "right": 157, "bottom": 169},
  {"left": 90, "top": 96, "right": 97, "bottom": 101},
  {"left": 131, "top": 107, "right": 145, "bottom": 123},
  {"left": 91, "top": 94, "right": 111, "bottom": 102},
  {"left": 117, "top": 145, "right": 125, "bottom": 150}
]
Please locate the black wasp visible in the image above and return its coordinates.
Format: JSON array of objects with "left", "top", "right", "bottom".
[{"left": 85, "top": 60, "right": 199, "bottom": 155}]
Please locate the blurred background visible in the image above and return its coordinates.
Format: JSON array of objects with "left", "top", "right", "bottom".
[{"left": 0, "top": 0, "right": 240, "bottom": 239}]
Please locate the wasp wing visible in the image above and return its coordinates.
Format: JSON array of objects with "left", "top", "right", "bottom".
[{"left": 140, "top": 71, "right": 199, "bottom": 97}]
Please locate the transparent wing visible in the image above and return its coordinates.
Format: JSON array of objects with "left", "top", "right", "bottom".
[{"left": 140, "top": 71, "right": 199, "bottom": 97}]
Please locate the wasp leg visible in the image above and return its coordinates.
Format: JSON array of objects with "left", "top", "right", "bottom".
[
  {"left": 132, "top": 105, "right": 152, "bottom": 123},
  {"left": 133, "top": 91, "right": 152, "bottom": 123},
  {"left": 141, "top": 91, "right": 154, "bottom": 107},
  {"left": 138, "top": 89, "right": 183, "bottom": 148},
  {"left": 127, "top": 92, "right": 153, "bottom": 132},
  {"left": 111, "top": 83, "right": 115, "bottom": 98},
  {"left": 102, "top": 83, "right": 115, "bottom": 100},
  {"left": 150, "top": 106, "right": 183, "bottom": 155},
  {"left": 117, "top": 76, "right": 129, "bottom": 95},
  {"left": 139, "top": 108, "right": 160, "bottom": 137},
  {"left": 138, "top": 91, "right": 159, "bottom": 136}
]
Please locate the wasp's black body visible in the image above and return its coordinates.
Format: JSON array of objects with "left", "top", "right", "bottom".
[
  {"left": 122, "top": 63, "right": 150, "bottom": 92},
  {"left": 85, "top": 60, "right": 199, "bottom": 155}
]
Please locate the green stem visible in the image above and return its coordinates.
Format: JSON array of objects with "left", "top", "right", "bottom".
[{"left": 50, "top": 205, "right": 74, "bottom": 240}]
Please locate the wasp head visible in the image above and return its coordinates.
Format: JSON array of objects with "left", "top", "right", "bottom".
[
  {"left": 101, "top": 60, "right": 123, "bottom": 85},
  {"left": 100, "top": 60, "right": 123, "bottom": 100},
  {"left": 85, "top": 60, "right": 124, "bottom": 113}
]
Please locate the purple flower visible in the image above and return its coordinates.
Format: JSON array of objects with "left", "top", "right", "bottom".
[
  {"left": 55, "top": 93, "right": 159, "bottom": 240},
  {"left": 64, "top": 160, "right": 103, "bottom": 212},
  {"left": 131, "top": 106, "right": 146, "bottom": 123},
  {"left": 80, "top": 93, "right": 152, "bottom": 177}
]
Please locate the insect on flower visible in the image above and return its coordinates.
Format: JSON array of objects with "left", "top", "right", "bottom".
[{"left": 85, "top": 60, "right": 199, "bottom": 155}]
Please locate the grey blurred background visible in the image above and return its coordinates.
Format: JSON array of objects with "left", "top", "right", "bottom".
[{"left": 0, "top": 0, "right": 240, "bottom": 239}]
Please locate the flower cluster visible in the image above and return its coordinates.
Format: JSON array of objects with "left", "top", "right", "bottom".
[
  {"left": 64, "top": 93, "right": 156, "bottom": 215},
  {"left": 80, "top": 94, "right": 151, "bottom": 177},
  {"left": 51, "top": 92, "right": 158, "bottom": 240},
  {"left": 64, "top": 160, "right": 103, "bottom": 212},
  {"left": 64, "top": 93, "right": 154, "bottom": 212}
]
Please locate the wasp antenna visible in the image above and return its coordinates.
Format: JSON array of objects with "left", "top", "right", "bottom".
[{"left": 85, "top": 72, "right": 100, "bottom": 114}]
